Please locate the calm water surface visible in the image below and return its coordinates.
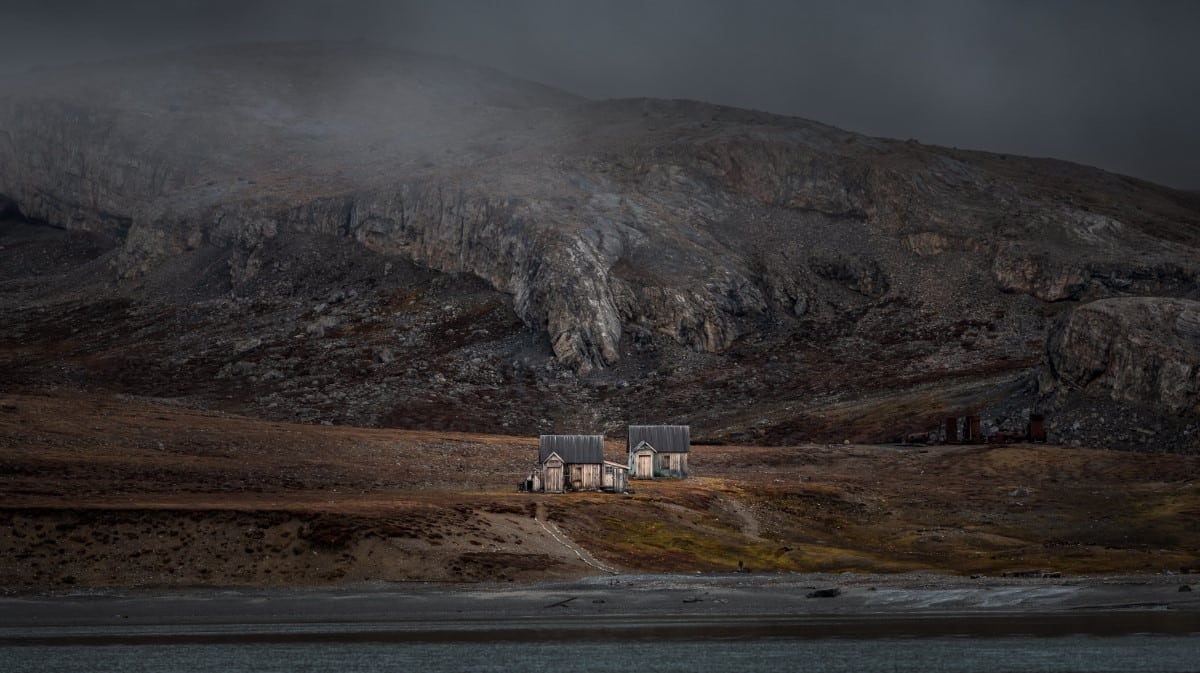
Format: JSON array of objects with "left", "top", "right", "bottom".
[
  {"left": 4, "top": 636, "right": 1200, "bottom": 673},
  {"left": 3, "top": 617, "right": 1198, "bottom": 673}
]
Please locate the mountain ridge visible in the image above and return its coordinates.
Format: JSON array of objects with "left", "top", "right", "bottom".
[{"left": 1, "top": 42, "right": 1197, "bottom": 449}]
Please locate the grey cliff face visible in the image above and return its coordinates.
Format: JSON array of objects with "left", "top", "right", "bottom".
[
  {"left": 2, "top": 43, "right": 1199, "bottom": 447},
  {"left": 1047, "top": 298, "right": 1200, "bottom": 415}
]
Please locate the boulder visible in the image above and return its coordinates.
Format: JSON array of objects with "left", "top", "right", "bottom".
[{"left": 1046, "top": 298, "right": 1200, "bottom": 415}]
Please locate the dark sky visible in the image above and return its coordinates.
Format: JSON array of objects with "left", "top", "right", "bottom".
[{"left": 4, "top": 0, "right": 1198, "bottom": 188}]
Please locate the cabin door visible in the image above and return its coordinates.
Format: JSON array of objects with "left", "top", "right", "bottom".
[
  {"left": 545, "top": 465, "right": 564, "bottom": 493},
  {"left": 636, "top": 453, "right": 654, "bottom": 479}
]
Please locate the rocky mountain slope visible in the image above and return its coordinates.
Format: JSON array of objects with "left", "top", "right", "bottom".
[{"left": 1, "top": 42, "right": 1198, "bottom": 449}]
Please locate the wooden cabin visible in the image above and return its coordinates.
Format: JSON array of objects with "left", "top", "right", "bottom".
[
  {"left": 529, "top": 434, "right": 612, "bottom": 493},
  {"left": 628, "top": 425, "right": 690, "bottom": 479}
]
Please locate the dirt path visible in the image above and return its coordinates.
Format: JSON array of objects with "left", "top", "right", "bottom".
[
  {"left": 722, "top": 495, "right": 761, "bottom": 538},
  {"left": 534, "top": 504, "right": 619, "bottom": 575}
]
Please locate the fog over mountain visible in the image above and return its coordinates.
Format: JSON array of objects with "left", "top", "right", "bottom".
[
  {"left": 4, "top": 0, "right": 1199, "bottom": 188},
  {"left": 1, "top": 39, "right": 1197, "bottom": 450}
]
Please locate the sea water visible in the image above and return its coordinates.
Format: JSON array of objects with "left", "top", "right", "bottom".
[{"left": 3, "top": 624, "right": 1198, "bottom": 673}]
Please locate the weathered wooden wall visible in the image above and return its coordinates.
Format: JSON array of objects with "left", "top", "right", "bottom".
[
  {"left": 662, "top": 452, "right": 688, "bottom": 478},
  {"left": 569, "top": 463, "right": 601, "bottom": 490}
]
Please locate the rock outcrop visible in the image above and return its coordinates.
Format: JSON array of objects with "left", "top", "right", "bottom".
[{"left": 1046, "top": 298, "right": 1200, "bottom": 415}]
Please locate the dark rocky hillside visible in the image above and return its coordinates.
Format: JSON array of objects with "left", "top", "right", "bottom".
[{"left": 1, "top": 42, "right": 1198, "bottom": 450}]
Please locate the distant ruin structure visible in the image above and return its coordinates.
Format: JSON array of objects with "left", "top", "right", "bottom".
[{"left": 938, "top": 412, "right": 1047, "bottom": 444}]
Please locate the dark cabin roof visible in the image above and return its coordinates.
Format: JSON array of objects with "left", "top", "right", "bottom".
[
  {"left": 628, "top": 425, "right": 690, "bottom": 453},
  {"left": 539, "top": 435, "right": 605, "bottom": 464}
]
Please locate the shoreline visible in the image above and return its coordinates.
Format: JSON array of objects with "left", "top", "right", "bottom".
[{"left": 3, "top": 573, "right": 1197, "bottom": 638}]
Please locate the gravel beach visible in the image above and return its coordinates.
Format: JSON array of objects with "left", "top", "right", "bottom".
[{"left": 3, "top": 573, "right": 1198, "bottom": 641}]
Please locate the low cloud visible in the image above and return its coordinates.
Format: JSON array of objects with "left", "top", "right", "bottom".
[{"left": 3, "top": 0, "right": 1197, "bottom": 187}]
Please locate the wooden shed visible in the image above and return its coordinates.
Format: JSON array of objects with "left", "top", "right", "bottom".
[
  {"left": 628, "top": 425, "right": 690, "bottom": 479},
  {"left": 534, "top": 434, "right": 606, "bottom": 493},
  {"left": 602, "top": 460, "right": 629, "bottom": 493}
]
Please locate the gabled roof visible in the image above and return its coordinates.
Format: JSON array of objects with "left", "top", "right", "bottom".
[
  {"left": 631, "top": 440, "right": 657, "bottom": 453},
  {"left": 628, "top": 425, "right": 690, "bottom": 454},
  {"left": 539, "top": 434, "right": 605, "bottom": 464}
]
